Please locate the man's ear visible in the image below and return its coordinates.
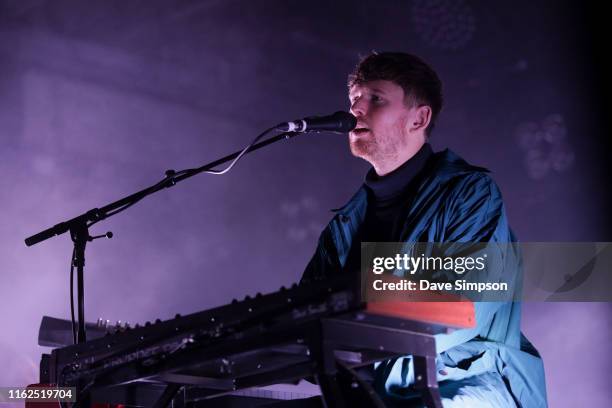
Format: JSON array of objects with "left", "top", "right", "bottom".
[{"left": 411, "top": 105, "right": 432, "bottom": 132}]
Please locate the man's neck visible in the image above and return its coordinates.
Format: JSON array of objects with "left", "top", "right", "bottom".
[
  {"left": 373, "top": 139, "right": 426, "bottom": 176},
  {"left": 365, "top": 143, "right": 433, "bottom": 201}
]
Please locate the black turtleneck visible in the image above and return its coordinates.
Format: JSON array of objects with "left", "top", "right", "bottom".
[
  {"left": 341, "top": 143, "right": 434, "bottom": 276},
  {"left": 361, "top": 143, "right": 433, "bottom": 242}
]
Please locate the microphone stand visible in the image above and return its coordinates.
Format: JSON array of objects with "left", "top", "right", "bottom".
[{"left": 25, "top": 129, "right": 301, "bottom": 344}]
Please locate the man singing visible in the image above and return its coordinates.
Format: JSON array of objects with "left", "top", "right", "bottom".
[{"left": 301, "top": 52, "right": 547, "bottom": 407}]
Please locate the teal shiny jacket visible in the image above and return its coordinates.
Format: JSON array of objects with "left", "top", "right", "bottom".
[{"left": 302, "top": 149, "right": 547, "bottom": 407}]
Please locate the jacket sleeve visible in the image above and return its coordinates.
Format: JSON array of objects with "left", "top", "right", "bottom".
[
  {"left": 434, "top": 172, "right": 516, "bottom": 352},
  {"left": 377, "top": 172, "right": 519, "bottom": 395},
  {"left": 300, "top": 226, "right": 341, "bottom": 284}
]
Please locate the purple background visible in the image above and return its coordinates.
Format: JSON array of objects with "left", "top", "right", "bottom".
[{"left": 1, "top": 1, "right": 611, "bottom": 406}]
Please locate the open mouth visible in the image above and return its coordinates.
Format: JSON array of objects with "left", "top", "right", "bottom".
[{"left": 352, "top": 127, "right": 370, "bottom": 134}]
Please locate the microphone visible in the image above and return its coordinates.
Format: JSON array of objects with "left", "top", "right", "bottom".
[{"left": 276, "top": 111, "right": 357, "bottom": 133}]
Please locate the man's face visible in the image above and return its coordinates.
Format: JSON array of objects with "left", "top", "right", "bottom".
[{"left": 348, "top": 80, "right": 418, "bottom": 168}]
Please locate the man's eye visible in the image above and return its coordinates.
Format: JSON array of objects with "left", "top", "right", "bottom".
[{"left": 371, "top": 95, "right": 382, "bottom": 103}]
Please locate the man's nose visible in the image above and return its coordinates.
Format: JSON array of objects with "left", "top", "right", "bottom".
[{"left": 350, "top": 99, "right": 367, "bottom": 117}]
